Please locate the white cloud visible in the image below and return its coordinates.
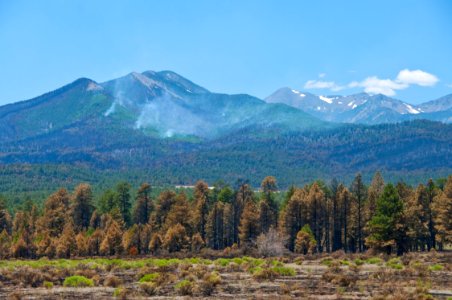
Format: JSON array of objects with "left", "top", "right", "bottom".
[
  {"left": 304, "top": 80, "right": 344, "bottom": 92},
  {"left": 304, "top": 69, "right": 439, "bottom": 96},
  {"left": 349, "top": 76, "right": 408, "bottom": 96},
  {"left": 396, "top": 69, "right": 439, "bottom": 86}
]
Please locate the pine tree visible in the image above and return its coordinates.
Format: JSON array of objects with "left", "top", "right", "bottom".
[
  {"left": 426, "top": 179, "right": 438, "bottom": 250},
  {"left": 39, "top": 188, "right": 70, "bottom": 237},
  {"left": 432, "top": 176, "right": 452, "bottom": 250},
  {"left": 261, "top": 176, "right": 278, "bottom": 194},
  {"left": 12, "top": 210, "right": 36, "bottom": 258},
  {"left": 28, "top": 204, "right": 39, "bottom": 235},
  {"left": 350, "top": 173, "right": 367, "bottom": 252},
  {"left": 259, "top": 176, "right": 278, "bottom": 233},
  {"left": 11, "top": 236, "right": 29, "bottom": 258},
  {"left": 139, "top": 224, "right": 153, "bottom": 254},
  {"left": 222, "top": 203, "right": 234, "bottom": 248},
  {"left": 152, "top": 190, "right": 177, "bottom": 231},
  {"left": 164, "top": 192, "right": 191, "bottom": 233},
  {"left": 90, "top": 210, "right": 101, "bottom": 229},
  {"left": 71, "top": 183, "right": 94, "bottom": 231},
  {"left": 87, "top": 229, "right": 103, "bottom": 256},
  {"left": 280, "top": 188, "right": 307, "bottom": 251},
  {"left": 331, "top": 179, "right": 342, "bottom": 252},
  {"left": 36, "top": 231, "right": 55, "bottom": 258},
  {"left": 100, "top": 219, "right": 123, "bottom": 256},
  {"left": 238, "top": 200, "right": 260, "bottom": 246},
  {"left": 337, "top": 184, "right": 351, "bottom": 252},
  {"left": 149, "top": 233, "right": 163, "bottom": 255},
  {"left": 56, "top": 221, "right": 76, "bottom": 258},
  {"left": 365, "top": 172, "right": 385, "bottom": 226},
  {"left": 75, "top": 232, "right": 89, "bottom": 256},
  {"left": 122, "top": 224, "right": 142, "bottom": 254},
  {"left": 99, "top": 189, "right": 118, "bottom": 213},
  {"left": 295, "top": 224, "right": 317, "bottom": 254},
  {"left": 116, "top": 182, "right": 132, "bottom": 226},
  {"left": 232, "top": 184, "right": 254, "bottom": 244},
  {"left": 191, "top": 232, "right": 205, "bottom": 253},
  {"left": 306, "top": 182, "right": 325, "bottom": 252},
  {"left": 163, "top": 223, "right": 189, "bottom": 253},
  {"left": 0, "top": 229, "right": 11, "bottom": 258},
  {"left": 405, "top": 184, "right": 429, "bottom": 251},
  {"left": 133, "top": 183, "right": 154, "bottom": 225},
  {"left": 0, "top": 205, "right": 12, "bottom": 234},
  {"left": 206, "top": 201, "right": 225, "bottom": 250},
  {"left": 366, "top": 184, "right": 405, "bottom": 255},
  {"left": 193, "top": 180, "right": 210, "bottom": 239},
  {"left": 218, "top": 186, "right": 234, "bottom": 203}
]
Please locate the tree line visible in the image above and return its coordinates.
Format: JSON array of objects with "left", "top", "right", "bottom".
[{"left": 0, "top": 173, "right": 450, "bottom": 259}]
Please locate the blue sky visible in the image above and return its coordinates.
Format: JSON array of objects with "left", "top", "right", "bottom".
[{"left": 0, "top": 0, "right": 451, "bottom": 105}]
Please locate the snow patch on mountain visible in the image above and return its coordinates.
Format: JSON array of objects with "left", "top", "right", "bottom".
[
  {"left": 404, "top": 103, "right": 420, "bottom": 114},
  {"left": 319, "top": 95, "right": 333, "bottom": 104}
]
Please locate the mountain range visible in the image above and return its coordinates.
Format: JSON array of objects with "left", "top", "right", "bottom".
[
  {"left": 0, "top": 70, "right": 451, "bottom": 194},
  {"left": 265, "top": 87, "right": 452, "bottom": 124}
]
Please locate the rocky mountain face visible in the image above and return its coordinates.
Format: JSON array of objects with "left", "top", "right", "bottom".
[{"left": 265, "top": 87, "right": 452, "bottom": 124}]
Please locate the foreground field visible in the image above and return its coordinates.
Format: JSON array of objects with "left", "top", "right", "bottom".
[{"left": 0, "top": 252, "right": 451, "bottom": 299}]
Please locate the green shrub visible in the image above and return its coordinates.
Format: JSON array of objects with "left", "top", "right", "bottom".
[
  {"left": 248, "top": 266, "right": 264, "bottom": 274},
  {"left": 43, "top": 281, "right": 53, "bottom": 289},
  {"left": 271, "top": 266, "right": 296, "bottom": 276},
  {"left": 366, "top": 257, "right": 383, "bottom": 265},
  {"left": 113, "top": 287, "right": 122, "bottom": 297},
  {"left": 271, "top": 260, "right": 284, "bottom": 267},
  {"left": 340, "top": 260, "right": 351, "bottom": 266},
  {"left": 175, "top": 279, "right": 194, "bottom": 296},
  {"left": 63, "top": 275, "right": 94, "bottom": 287},
  {"left": 232, "top": 257, "right": 244, "bottom": 265},
  {"left": 321, "top": 258, "right": 334, "bottom": 266},
  {"left": 215, "top": 258, "right": 231, "bottom": 267},
  {"left": 386, "top": 258, "right": 403, "bottom": 270},
  {"left": 428, "top": 264, "right": 444, "bottom": 271},
  {"left": 139, "top": 273, "right": 160, "bottom": 283},
  {"left": 252, "top": 268, "right": 278, "bottom": 281},
  {"left": 354, "top": 259, "right": 364, "bottom": 266}
]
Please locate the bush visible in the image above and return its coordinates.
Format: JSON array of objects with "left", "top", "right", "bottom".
[
  {"left": 252, "top": 268, "right": 278, "bottom": 281},
  {"left": 386, "top": 258, "right": 403, "bottom": 270},
  {"left": 271, "top": 266, "right": 296, "bottom": 276},
  {"left": 175, "top": 279, "right": 194, "bottom": 296},
  {"left": 366, "top": 257, "right": 383, "bottom": 265},
  {"left": 140, "top": 282, "right": 158, "bottom": 296},
  {"left": 199, "top": 272, "right": 221, "bottom": 296},
  {"left": 63, "top": 275, "right": 94, "bottom": 287},
  {"left": 139, "top": 273, "right": 160, "bottom": 283},
  {"left": 354, "top": 259, "right": 364, "bottom": 266},
  {"left": 256, "top": 228, "right": 287, "bottom": 257},
  {"left": 321, "top": 257, "right": 334, "bottom": 266},
  {"left": 215, "top": 258, "right": 231, "bottom": 267},
  {"left": 271, "top": 260, "right": 284, "bottom": 267},
  {"left": 428, "top": 264, "right": 444, "bottom": 271},
  {"left": 43, "top": 281, "right": 53, "bottom": 289},
  {"left": 104, "top": 275, "right": 122, "bottom": 287}
]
